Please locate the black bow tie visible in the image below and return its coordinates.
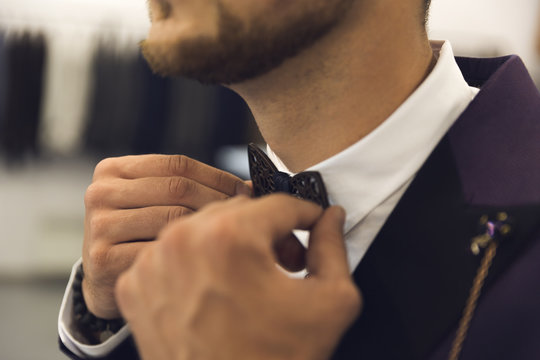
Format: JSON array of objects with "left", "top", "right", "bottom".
[{"left": 248, "top": 143, "right": 329, "bottom": 208}]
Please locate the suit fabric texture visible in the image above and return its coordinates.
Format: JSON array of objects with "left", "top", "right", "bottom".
[{"left": 60, "top": 55, "right": 540, "bottom": 360}]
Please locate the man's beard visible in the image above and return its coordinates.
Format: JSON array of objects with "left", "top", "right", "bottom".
[{"left": 141, "top": 1, "right": 354, "bottom": 85}]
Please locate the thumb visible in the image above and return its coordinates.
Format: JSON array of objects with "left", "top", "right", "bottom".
[{"left": 306, "top": 206, "right": 349, "bottom": 279}]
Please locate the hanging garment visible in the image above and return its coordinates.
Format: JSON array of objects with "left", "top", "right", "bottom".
[
  {"left": 39, "top": 31, "right": 95, "bottom": 156},
  {"left": 162, "top": 81, "right": 253, "bottom": 166},
  {"left": 161, "top": 77, "right": 221, "bottom": 164},
  {"left": 132, "top": 54, "right": 171, "bottom": 155},
  {"left": 84, "top": 43, "right": 253, "bottom": 163},
  {"left": 0, "top": 33, "right": 7, "bottom": 138},
  {"left": 84, "top": 43, "right": 143, "bottom": 157},
  {"left": 0, "top": 32, "right": 46, "bottom": 163},
  {"left": 209, "top": 86, "right": 252, "bottom": 157}
]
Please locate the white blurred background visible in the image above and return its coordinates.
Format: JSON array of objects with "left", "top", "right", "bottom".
[
  {"left": 0, "top": 0, "right": 149, "bottom": 279},
  {"left": 0, "top": 0, "right": 539, "bottom": 359}
]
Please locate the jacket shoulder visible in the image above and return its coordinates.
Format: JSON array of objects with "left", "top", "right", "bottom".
[{"left": 451, "top": 55, "right": 540, "bottom": 207}]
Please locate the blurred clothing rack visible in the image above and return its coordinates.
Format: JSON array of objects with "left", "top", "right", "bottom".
[
  {"left": 0, "top": 32, "right": 46, "bottom": 163},
  {"left": 0, "top": 0, "right": 259, "bottom": 170}
]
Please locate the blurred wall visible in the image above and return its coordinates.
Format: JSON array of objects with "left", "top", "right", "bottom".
[
  {"left": 429, "top": 0, "right": 540, "bottom": 81},
  {"left": 0, "top": 0, "right": 149, "bottom": 35}
]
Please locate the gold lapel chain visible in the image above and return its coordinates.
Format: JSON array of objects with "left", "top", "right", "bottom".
[{"left": 448, "top": 212, "right": 511, "bottom": 360}]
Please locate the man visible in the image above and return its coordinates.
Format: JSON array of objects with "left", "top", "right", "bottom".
[{"left": 59, "top": 0, "right": 540, "bottom": 359}]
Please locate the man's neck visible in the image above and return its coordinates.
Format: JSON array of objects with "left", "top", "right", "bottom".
[{"left": 231, "top": 1, "right": 435, "bottom": 173}]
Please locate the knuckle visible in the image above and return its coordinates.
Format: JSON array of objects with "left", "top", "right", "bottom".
[
  {"left": 168, "top": 177, "right": 193, "bottom": 199},
  {"left": 200, "top": 200, "right": 226, "bottom": 214},
  {"left": 156, "top": 229, "right": 190, "bottom": 266},
  {"left": 160, "top": 234, "right": 184, "bottom": 263},
  {"left": 84, "top": 183, "right": 107, "bottom": 209},
  {"left": 159, "top": 233, "right": 183, "bottom": 257},
  {"left": 87, "top": 213, "right": 110, "bottom": 237},
  {"left": 206, "top": 214, "right": 237, "bottom": 240},
  {"left": 185, "top": 215, "right": 236, "bottom": 255},
  {"left": 93, "top": 157, "right": 118, "bottom": 179},
  {"left": 160, "top": 220, "right": 190, "bottom": 247},
  {"left": 167, "top": 155, "right": 190, "bottom": 175},
  {"left": 214, "top": 170, "right": 226, "bottom": 191},
  {"left": 203, "top": 214, "right": 256, "bottom": 254},
  {"left": 86, "top": 244, "right": 111, "bottom": 275}
]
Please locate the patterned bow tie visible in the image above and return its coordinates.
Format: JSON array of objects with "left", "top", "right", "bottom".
[{"left": 247, "top": 143, "right": 329, "bottom": 208}]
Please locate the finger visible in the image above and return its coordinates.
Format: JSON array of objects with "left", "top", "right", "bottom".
[
  {"left": 306, "top": 206, "right": 349, "bottom": 279},
  {"left": 116, "top": 253, "right": 173, "bottom": 360},
  {"left": 108, "top": 241, "right": 151, "bottom": 274},
  {"left": 95, "top": 155, "right": 250, "bottom": 196},
  {"left": 84, "top": 241, "right": 149, "bottom": 288},
  {"left": 115, "top": 269, "right": 139, "bottom": 322},
  {"left": 105, "top": 177, "right": 234, "bottom": 209},
  {"left": 242, "top": 194, "right": 324, "bottom": 241},
  {"left": 82, "top": 241, "right": 149, "bottom": 318},
  {"left": 274, "top": 233, "right": 306, "bottom": 272},
  {"left": 92, "top": 207, "right": 193, "bottom": 244}
]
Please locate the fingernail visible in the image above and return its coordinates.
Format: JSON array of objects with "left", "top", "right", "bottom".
[{"left": 235, "top": 182, "right": 252, "bottom": 196}]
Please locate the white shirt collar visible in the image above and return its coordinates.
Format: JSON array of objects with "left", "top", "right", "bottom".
[{"left": 267, "top": 41, "right": 478, "bottom": 245}]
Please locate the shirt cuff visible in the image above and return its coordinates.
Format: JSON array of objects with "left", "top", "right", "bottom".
[{"left": 58, "top": 259, "right": 131, "bottom": 358}]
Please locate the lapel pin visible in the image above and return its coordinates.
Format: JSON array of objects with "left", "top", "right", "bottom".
[{"left": 470, "top": 212, "right": 512, "bottom": 255}]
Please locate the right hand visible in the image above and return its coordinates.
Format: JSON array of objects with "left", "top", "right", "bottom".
[{"left": 81, "top": 154, "right": 251, "bottom": 319}]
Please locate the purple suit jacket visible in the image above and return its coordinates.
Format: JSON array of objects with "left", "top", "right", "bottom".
[
  {"left": 61, "top": 56, "right": 540, "bottom": 360},
  {"left": 333, "top": 55, "right": 540, "bottom": 359}
]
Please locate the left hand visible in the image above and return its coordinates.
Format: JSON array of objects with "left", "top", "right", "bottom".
[{"left": 115, "top": 194, "right": 362, "bottom": 360}]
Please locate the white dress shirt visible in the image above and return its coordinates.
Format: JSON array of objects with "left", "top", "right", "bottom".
[
  {"left": 269, "top": 41, "right": 479, "bottom": 272},
  {"left": 58, "top": 40, "right": 479, "bottom": 358}
]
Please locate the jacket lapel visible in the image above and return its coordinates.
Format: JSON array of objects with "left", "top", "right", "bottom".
[{"left": 333, "top": 137, "right": 481, "bottom": 360}]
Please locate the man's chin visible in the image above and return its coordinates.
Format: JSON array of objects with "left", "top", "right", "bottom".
[
  {"left": 140, "top": 37, "right": 274, "bottom": 85},
  {"left": 140, "top": 0, "right": 354, "bottom": 85},
  {"left": 139, "top": 39, "right": 181, "bottom": 78},
  {"left": 140, "top": 39, "right": 226, "bottom": 84}
]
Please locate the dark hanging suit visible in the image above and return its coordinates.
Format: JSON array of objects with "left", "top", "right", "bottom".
[
  {"left": 84, "top": 46, "right": 146, "bottom": 157},
  {"left": 0, "top": 33, "right": 46, "bottom": 163},
  {"left": 60, "top": 55, "right": 540, "bottom": 360},
  {"left": 0, "top": 33, "right": 7, "bottom": 131}
]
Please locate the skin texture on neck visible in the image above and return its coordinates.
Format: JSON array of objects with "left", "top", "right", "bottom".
[{"left": 231, "top": 0, "right": 435, "bottom": 172}]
